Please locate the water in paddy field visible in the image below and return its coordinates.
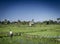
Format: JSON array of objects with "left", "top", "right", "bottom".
[
  {"left": 0, "top": 36, "right": 60, "bottom": 44},
  {"left": 19, "top": 37, "right": 60, "bottom": 44}
]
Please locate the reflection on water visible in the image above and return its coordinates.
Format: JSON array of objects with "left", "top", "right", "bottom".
[
  {"left": 19, "top": 37, "right": 60, "bottom": 44},
  {"left": 0, "top": 36, "right": 60, "bottom": 44}
]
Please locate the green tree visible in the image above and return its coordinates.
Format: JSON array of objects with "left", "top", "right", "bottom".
[
  {"left": 0, "top": 21, "right": 1, "bottom": 24},
  {"left": 43, "top": 21, "right": 49, "bottom": 25},
  {"left": 7, "top": 20, "right": 10, "bottom": 24},
  {"left": 57, "top": 18, "right": 60, "bottom": 23},
  {"left": 17, "top": 20, "right": 21, "bottom": 24},
  {"left": 1, "top": 19, "right": 7, "bottom": 24},
  {"left": 1, "top": 19, "right": 10, "bottom": 24},
  {"left": 49, "top": 20, "right": 54, "bottom": 24}
]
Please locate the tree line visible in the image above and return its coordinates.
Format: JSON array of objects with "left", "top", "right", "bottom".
[
  {"left": 0, "top": 19, "right": 29, "bottom": 25},
  {"left": 0, "top": 18, "right": 60, "bottom": 25}
]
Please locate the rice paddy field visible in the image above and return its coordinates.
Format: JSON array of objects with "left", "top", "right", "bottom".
[{"left": 0, "top": 24, "right": 60, "bottom": 44}]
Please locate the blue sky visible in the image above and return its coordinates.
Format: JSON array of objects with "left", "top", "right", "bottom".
[{"left": 0, "top": 0, "right": 60, "bottom": 22}]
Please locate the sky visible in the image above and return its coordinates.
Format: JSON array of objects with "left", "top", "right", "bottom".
[{"left": 0, "top": 0, "right": 60, "bottom": 22}]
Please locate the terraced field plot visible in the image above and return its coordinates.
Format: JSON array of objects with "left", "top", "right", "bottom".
[{"left": 0, "top": 24, "right": 60, "bottom": 44}]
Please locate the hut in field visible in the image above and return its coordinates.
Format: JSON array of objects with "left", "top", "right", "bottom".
[{"left": 29, "top": 19, "right": 34, "bottom": 27}]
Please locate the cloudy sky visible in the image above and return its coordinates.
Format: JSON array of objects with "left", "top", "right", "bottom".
[{"left": 0, "top": 0, "right": 60, "bottom": 22}]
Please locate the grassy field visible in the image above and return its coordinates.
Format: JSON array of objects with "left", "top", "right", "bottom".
[{"left": 0, "top": 24, "right": 60, "bottom": 44}]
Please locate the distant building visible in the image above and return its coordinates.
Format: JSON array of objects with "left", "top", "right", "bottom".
[{"left": 29, "top": 19, "right": 34, "bottom": 26}]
